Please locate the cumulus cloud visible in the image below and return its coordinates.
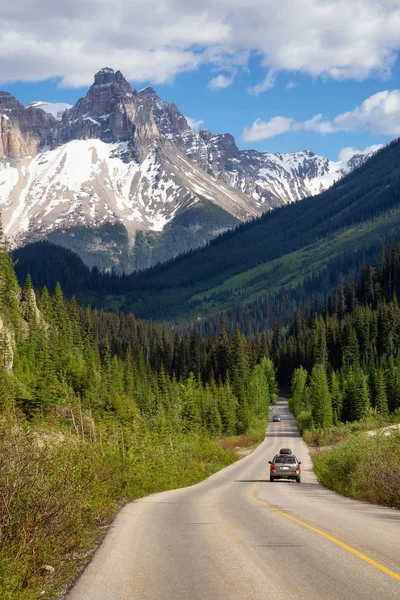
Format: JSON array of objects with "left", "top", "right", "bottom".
[
  {"left": 292, "top": 114, "right": 335, "bottom": 134},
  {"left": 208, "top": 74, "right": 233, "bottom": 90},
  {"left": 248, "top": 69, "right": 276, "bottom": 95},
  {"left": 185, "top": 116, "right": 204, "bottom": 130},
  {"left": 243, "top": 117, "right": 294, "bottom": 141},
  {"left": 332, "top": 90, "right": 400, "bottom": 135},
  {"left": 243, "top": 89, "right": 400, "bottom": 141},
  {"left": 338, "top": 144, "right": 384, "bottom": 163},
  {"left": 1, "top": 1, "right": 400, "bottom": 87}
]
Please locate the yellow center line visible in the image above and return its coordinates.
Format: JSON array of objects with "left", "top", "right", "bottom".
[{"left": 249, "top": 410, "right": 400, "bottom": 582}]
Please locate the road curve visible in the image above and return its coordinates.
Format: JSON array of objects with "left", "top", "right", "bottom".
[{"left": 66, "top": 398, "right": 400, "bottom": 599}]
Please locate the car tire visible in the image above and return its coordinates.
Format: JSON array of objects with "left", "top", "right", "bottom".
[
  {"left": 296, "top": 476, "right": 301, "bottom": 483},
  {"left": 270, "top": 476, "right": 275, "bottom": 482}
]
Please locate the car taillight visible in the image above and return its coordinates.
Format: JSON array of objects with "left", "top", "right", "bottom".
[
  {"left": 296, "top": 467, "right": 300, "bottom": 473},
  {"left": 271, "top": 463, "right": 275, "bottom": 471}
]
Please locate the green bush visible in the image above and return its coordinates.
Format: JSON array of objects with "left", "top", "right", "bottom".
[
  {"left": 0, "top": 416, "right": 233, "bottom": 600},
  {"left": 297, "top": 410, "right": 312, "bottom": 434},
  {"left": 314, "top": 432, "right": 400, "bottom": 508}
]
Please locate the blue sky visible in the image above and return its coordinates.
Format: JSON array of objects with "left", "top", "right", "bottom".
[{"left": 2, "top": 0, "right": 400, "bottom": 161}]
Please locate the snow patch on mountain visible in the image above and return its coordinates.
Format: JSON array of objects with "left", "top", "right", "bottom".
[
  {"left": 26, "top": 102, "right": 72, "bottom": 121},
  {"left": 0, "top": 137, "right": 257, "bottom": 246},
  {"left": 0, "top": 139, "right": 187, "bottom": 242}
]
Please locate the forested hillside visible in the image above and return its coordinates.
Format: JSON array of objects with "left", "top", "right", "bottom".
[
  {"left": 278, "top": 243, "right": 400, "bottom": 429},
  {"left": 14, "top": 138, "right": 400, "bottom": 322},
  {"left": 0, "top": 238, "right": 277, "bottom": 599}
]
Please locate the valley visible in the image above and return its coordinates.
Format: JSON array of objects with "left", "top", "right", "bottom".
[{"left": 1, "top": 14, "right": 400, "bottom": 598}]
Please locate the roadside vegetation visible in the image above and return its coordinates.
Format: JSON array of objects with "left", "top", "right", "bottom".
[
  {"left": 282, "top": 244, "right": 400, "bottom": 508},
  {"left": 313, "top": 432, "right": 400, "bottom": 509},
  {"left": 5, "top": 232, "right": 400, "bottom": 596},
  {"left": 0, "top": 229, "right": 276, "bottom": 599}
]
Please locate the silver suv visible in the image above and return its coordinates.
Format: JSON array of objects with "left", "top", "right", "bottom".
[{"left": 269, "top": 453, "right": 301, "bottom": 483}]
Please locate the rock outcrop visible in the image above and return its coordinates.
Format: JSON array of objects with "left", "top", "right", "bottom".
[{"left": 0, "top": 92, "right": 56, "bottom": 159}]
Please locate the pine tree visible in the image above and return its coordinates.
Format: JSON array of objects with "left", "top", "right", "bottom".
[
  {"left": 385, "top": 363, "right": 400, "bottom": 412},
  {"left": 354, "top": 371, "right": 370, "bottom": 420},
  {"left": 342, "top": 368, "right": 358, "bottom": 422},
  {"left": 309, "top": 364, "right": 332, "bottom": 428},
  {"left": 248, "top": 360, "right": 270, "bottom": 419},
  {"left": 375, "top": 368, "right": 389, "bottom": 416},
  {"left": 264, "top": 358, "right": 278, "bottom": 402},
  {"left": 217, "top": 314, "right": 231, "bottom": 381},
  {"left": 290, "top": 366, "right": 308, "bottom": 414},
  {"left": 330, "top": 371, "right": 342, "bottom": 425},
  {"left": 312, "top": 316, "right": 327, "bottom": 365},
  {"left": 180, "top": 373, "right": 202, "bottom": 432},
  {"left": 342, "top": 325, "right": 360, "bottom": 368},
  {"left": 32, "top": 344, "right": 61, "bottom": 416}
]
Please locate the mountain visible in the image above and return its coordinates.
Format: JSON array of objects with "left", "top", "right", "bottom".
[
  {"left": 0, "top": 68, "right": 373, "bottom": 271},
  {"left": 25, "top": 101, "right": 73, "bottom": 121},
  {"left": 13, "top": 137, "right": 400, "bottom": 324}
]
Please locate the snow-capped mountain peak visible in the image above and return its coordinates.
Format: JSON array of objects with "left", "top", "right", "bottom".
[{"left": 0, "top": 67, "right": 378, "bottom": 271}]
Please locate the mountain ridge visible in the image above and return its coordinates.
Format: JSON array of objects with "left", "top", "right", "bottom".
[
  {"left": 13, "top": 136, "right": 400, "bottom": 323},
  {"left": 0, "top": 67, "right": 375, "bottom": 271}
]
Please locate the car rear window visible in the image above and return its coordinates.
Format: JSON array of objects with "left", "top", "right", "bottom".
[{"left": 274, "top": 456, "right": 296, "bottom": 464}]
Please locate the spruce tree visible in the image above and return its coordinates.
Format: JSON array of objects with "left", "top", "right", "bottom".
[
  {"left": 375, "top": 368, "right": 389, "bottom": 416},
  {"left": 330, "top": 371, "right": 342, "bottom": 425},
  {"left": 342, "top": 368, "right": 358, "bottom": 422},
  {"left": 217, "top": 314, "right": 231, "bottom": 382},
  {"left": 354, "top": 371, "right": 370, "bottom": 420},
  {"left": 309, "top": 364, "right": 332, "bottom": 428}
]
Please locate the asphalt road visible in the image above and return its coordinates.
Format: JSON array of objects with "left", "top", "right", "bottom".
[{"left": 66, "top": 398, "right": 400, "bottom": 599}]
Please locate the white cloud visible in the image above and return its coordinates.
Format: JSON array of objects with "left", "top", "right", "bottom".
[
  {"left": 338, "top": 144, "right": 383, "bottom": 163},
  {"left": 1, "top": 1, "right": 400, "bottom": 87},
  {"left": 208, "top": 74, "right": 233, "bottom": 90},
  {"left": 243, "top": 116, "right": 293, "bottom": 141},
  {"left": 293, "top": 114, "right": 335, "bottom": 134},
  {"left": 185, "top": 116, "right": 204, "bottom": 130},
  {"left": 248, "top": 69, "right": 276, "bottom": 95},
  {"left": 332, "top": 90, "right": 400, "bottom": 135},
  {"left": 243, "top": 89, "right": 400, "bottom": 141},
  {"left": 286, "top": 81, "right": 297, "bottom": 90}
]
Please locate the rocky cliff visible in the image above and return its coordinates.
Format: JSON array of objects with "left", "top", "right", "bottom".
[{"left": 0, "top": 68, "right": 376, "bottom": 271}]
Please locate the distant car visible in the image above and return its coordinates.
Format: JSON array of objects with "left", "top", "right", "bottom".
[
  {"left": 272, "top": 414, "right": 281, "bottom": 422},
  {"left": 269, "top": 454, "right": 301, "bottom": 483}
]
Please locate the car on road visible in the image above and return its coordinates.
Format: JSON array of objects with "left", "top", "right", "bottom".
[
  {"left": 269, "top": 454, "right": 301, "bottom": 483},
  {"left": 272, "top": 414, "right": 281, "bottom": 422}
]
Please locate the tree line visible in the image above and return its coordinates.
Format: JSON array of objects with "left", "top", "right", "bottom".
[{"left": 277, "top": 243, "right": 400, "bottom": 428}]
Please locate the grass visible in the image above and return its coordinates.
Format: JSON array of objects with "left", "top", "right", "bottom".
[
  {"left": 219, "top": 419, "right": 268, "bottom": 459},
  {"left": 293, "top": 407, "right": 400, "bottom": 509},
  {"left": 0, "top": 412, "right": 269, "bottom": 600},
  {"left": 303, "top": 413, "right": 400, "bottom": 447},
  {"left": 0, "top": 414, "right": 235, "bottom": 600},
  {"left": 313, "top": 432, "right": 400, "bottom": 508}
]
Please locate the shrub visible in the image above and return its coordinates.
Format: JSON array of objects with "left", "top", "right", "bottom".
[{"left": 314, "top": 431, "right": 400, "bottom": 508}]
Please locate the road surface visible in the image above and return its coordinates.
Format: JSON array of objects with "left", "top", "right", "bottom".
[{"left": 66, "top": 398, "right": 400, "bottom": 599}]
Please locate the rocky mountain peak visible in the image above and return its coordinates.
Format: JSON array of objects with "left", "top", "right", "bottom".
[
  {"left": 137, "top": 86, "right": 157, "bottom": 96},
  {"left": 0, "top": 92, "right": 24, "bottom": 112},
  {"left": 92, "top": 67, "right": 132, "bottom": 94},
  {"left": 55, "top": 68, "right": 136, "bottom": 146},
  {"left": 199, "top": 129, "right": 212, "bottom": 141},
  {"left": 0, "top": 91, "right": 55, "bottom": 158}
]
